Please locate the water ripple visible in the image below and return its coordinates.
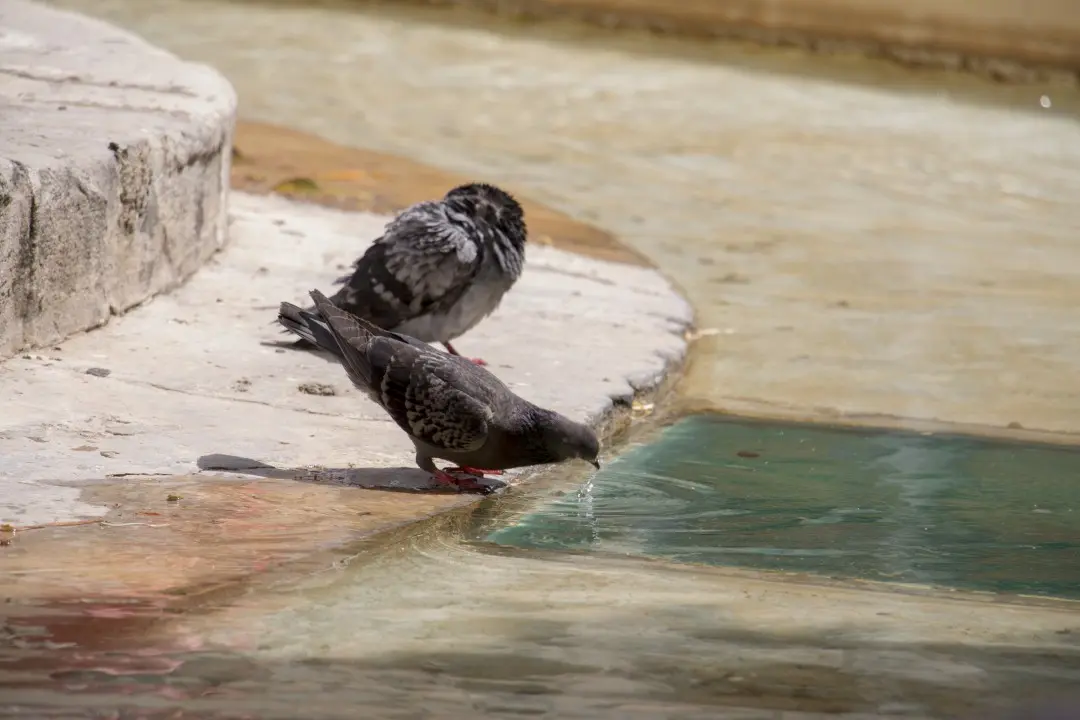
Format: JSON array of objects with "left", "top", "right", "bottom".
[{"left": 489, "top": 414, "right": 1080, "bottom": 598}]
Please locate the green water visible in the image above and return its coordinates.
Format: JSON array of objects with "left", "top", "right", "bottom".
[{"left": 488, "top": 415, "right": 1080, "bottom": 598}]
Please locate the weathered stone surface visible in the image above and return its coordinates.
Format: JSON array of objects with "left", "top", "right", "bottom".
[
  {"left": 0, "top": 0, "right": 236, "bottom": 359},
  {"left": 0, "top": 192, "right": 693, "bottom": 527}
]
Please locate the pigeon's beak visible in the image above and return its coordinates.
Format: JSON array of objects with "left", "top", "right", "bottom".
[{"left": 590, "top": 459, "right": 601, "bottom": 470}]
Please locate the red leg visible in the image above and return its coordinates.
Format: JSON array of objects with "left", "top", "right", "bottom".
[
  {"left": 432, "top": 469, "right": 488, "bottom": 493},
  {"left": 444, "top": 341, "right": 487, "bottom": 366},
  {"left": 449, "top": 466, "right": 505, "bottom": 476}
]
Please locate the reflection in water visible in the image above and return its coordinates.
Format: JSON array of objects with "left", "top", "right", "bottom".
[
  {"left": 871, "top": 435, "right": 963, "bottom": 583},
  {"left": 489, "top": 415, "right": 1080, "bottom": 597},
  {"left": 5, "top": 534, "right": 1080, "bottom": 718}
]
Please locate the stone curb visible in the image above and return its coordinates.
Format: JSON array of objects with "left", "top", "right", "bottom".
[
  {"left": 0, "top": 191, "right": 693, "bottom": 528},
  {"left": 0, "top": 192, "right": 693, "bottom": 607},
  {"left": 0, "top": 0, "right": 237, "bottom": 360}
]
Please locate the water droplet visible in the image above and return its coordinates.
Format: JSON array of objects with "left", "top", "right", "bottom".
[{"left": 1040, "top": 95, "right": 1052, "bottom": 109}]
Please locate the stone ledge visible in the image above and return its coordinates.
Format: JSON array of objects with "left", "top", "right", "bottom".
[
  {"left": 0, "top": 192, "right": 691, "bottom": 591},
  {"left": 0, "top": 0, "right": 237, "bottom": 360}
]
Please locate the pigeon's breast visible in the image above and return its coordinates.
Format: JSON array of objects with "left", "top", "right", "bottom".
[{"left": 395, "top": 270, "right": 515, "bottom": 343}]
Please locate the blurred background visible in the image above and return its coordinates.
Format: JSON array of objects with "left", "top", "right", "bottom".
[{"left": 45, "top": 0, "right": 1080, "bottom": 428}]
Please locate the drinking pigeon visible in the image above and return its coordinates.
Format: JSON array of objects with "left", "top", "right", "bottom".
[
  {"left": 286, "top": 182, "right": 527, "bottom": 366},
  {"left": 278, "top": 289, "right": 601, "bottom": 494}
]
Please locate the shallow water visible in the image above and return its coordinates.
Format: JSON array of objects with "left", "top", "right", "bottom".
[
  {"left": 489, "top": 415, "right": 1080, "bottom": 597},
  {"left": 6, "top": 524, "right": 1080, "bottom": 719},
  {"left": 5, "top": 424, "right": 1080, "bottom": 718}
]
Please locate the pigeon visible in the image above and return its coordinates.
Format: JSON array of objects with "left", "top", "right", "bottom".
[
  {"left": 278, "top": 289, "right": 601, "bottom": 494},
  {"left": 286, "top": 182, "right": 527, "bottom": 366}
]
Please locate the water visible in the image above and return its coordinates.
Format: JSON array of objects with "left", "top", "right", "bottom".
[
  {"left": 488, "top": 414, "right": 1080, "bottom": 597},
  {"left": 4, "top": 431, "right": 1080, "bottom": 718},
  {"left": 46, "top": 0, "right": 1080, "bottom": 430},
  {"left": 7, "top": 510, "right": 1079, "bottom": 719}
]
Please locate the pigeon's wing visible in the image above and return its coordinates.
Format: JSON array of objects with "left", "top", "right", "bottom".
[
  {"left": 328, "top": 240, "right": 408, "bottom": 328},
  {"left": 375, "top": 350, "right": 494, "bottom": 453},
  {"left": 332, "top": 202, "right": 482, "bottom": 326},
  {"left": 310, "top": 289, "right": 493, "bottom": 453}
]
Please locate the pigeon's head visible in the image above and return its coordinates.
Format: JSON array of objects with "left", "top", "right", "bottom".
[
  {"left": 541, "top": 412, "right": 601, "bottom": 470},
  {"left": 444, "top": 183, "right": 527, "bottom": 248}
]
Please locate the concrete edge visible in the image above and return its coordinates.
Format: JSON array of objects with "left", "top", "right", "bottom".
[
  {"left": 0, "top": 188, "right": 695, "bottom": 605},
  {"left": 0, "top": 344, "right": 692, "bottom": 596},
  {"left": 47, "top": 338, "right": 694, "bottom": 613},
  {"left": 0, "top": 0, "right": 238, "bottom": 360}
]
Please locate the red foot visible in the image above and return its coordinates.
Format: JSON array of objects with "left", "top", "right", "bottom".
[
  {"left": 444, "top": 342, "right": 487, "bottom": 366},
  {"left": 432, "top": 469, "right": 489, "bottom": 493},
  {"left": 449, "top": 466, "right": 504, "bottom": 476}
]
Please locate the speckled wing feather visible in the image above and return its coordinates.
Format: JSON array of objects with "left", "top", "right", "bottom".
[
  {"left": 330, "top": 202, "right": 482, "bottom": 327},
  {"left": 374, "top": 350, "right": 493, "bottom": 453},
  {"left": 309, "top": 290, "right": 493, "bottom": 453}
]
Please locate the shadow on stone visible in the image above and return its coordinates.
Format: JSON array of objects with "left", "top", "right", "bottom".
[{"left": 196, "top": 453, "right": 505, "bottom": 495}]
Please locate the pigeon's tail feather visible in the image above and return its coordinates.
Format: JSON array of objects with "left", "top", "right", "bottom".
[
  {"left": 270, "top": 301, "right": 320, "bottom": 352},
  {"left": 309, "top": 288, "right": 395, "bottom": 340},
  {"left": 277, "top": 302, "right": 345, "bottom": 361},
  {"left": 307, "top": 289, "right": 381, "bottom": 389},
  {"left": 288, "top": 302, "right": 322, "bottom": 348},
  {"left": 271, "top": 285, "right": 344, "bottom": 333}
]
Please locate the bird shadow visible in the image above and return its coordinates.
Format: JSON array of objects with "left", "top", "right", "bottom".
[{"left": 196, "top": 453, "right": 505, "bottom": 495}]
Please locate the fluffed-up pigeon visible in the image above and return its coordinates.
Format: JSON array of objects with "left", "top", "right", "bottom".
[
  {"left": 286, "top": 183, "right": 527, "bottom": 366},
  {"left": 278, "top": 289, "right": 601, "bottom": 494}
]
